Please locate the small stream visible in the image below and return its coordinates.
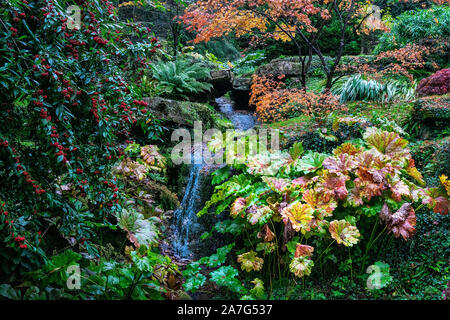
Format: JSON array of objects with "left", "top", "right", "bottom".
[
  {"left": 171, "top": 97, "right": 257, "bottom": 259},
  {"left": 216, "top": 97, "right": 256, "bottom": 131}
]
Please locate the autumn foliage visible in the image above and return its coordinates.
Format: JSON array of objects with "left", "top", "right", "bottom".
[
  {"left": 416, "top": 68, "right": 450, "bottom": 97},
  {"left": 250, "top": 75, "right": 346, "bottom": 122}
]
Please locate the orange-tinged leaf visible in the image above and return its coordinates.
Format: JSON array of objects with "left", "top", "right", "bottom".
[
  {"left": 294, "top": 244, "right": 314, "bottom": 258},
  {"left": 329, "top": 220, "right": 360, "bottom": 247},
  {"left": 281, "top": 202, "right": 314, "bottom": 233}
]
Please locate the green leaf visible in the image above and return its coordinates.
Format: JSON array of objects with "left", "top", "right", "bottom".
[
  {"left": 296, "top": 151, "right": 327, "bottom": 173},
  {"left": 130, "top": 251, "right": 153, "bottom": 273},
  {"left": 366, "top": 261, "right": 393, "bottom": 290},
  {"left": 183, "top": 273, "right": 206, "bottom": 293},
  {"left": 0, "top": 284, "right": 21, "bottom": 300},
  {"left": 210, "top": 266, "right": 245, "bottom": 293},
  {"left": 289, "top": 142, "right": 304, "bottom": 160},
  {"left": 205, "top": 244, "right": 234, "bottom": 268},
  {"left": 212, "top": 166, "right": 231, "bottom": 185},
  {"left": 249, "top": 278, "right": 265, "bottom": 299}
]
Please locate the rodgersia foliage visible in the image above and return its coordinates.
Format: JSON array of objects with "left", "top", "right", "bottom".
[
  {"left": 0, "top": 0, "right": 158, "bottom": 274},
  {"left": 187, "top": 127, "right": 449, "bottom": 297}
]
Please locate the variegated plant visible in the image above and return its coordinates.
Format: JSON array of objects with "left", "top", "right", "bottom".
[{"left": 198, "top": 126, "right": 449, "bottom": 285}]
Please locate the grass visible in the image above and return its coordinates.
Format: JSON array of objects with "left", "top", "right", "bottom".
[{"left": 345, "top": 101, "right": 414, "bottom": 125}]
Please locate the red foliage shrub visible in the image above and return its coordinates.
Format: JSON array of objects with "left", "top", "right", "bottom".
[{"left": 416, "top": 68, "right": 450, "bottom": 97}]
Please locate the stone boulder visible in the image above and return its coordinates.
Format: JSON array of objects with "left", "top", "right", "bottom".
[
  {"left": 416, "top": 68, "right": 450, "bottom": 97},
  {"left": 255, "top": 57, "right": 302, "bottom": 77},
  {"left": 141, "top": 97, "right": 226, "bottom": 129},
  {"left": 210, "top": 69, "right": 234, "bottom": 97},
  {"left": 231, "top": 77, "right": 252, "bottom": 109}
]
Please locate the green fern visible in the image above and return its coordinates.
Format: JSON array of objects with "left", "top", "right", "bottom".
[{"left": 150, "top": 58, "right": 213, "bottom": 99}]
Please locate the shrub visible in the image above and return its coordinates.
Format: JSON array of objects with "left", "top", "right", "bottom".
[
  {"left": 375, "top": 6, "right": 450, "bottom": 52},
  {"left": 416, "top": 68, "right": 450, "bottom": 97},
  {"left": 250, "top": 75, "right": 345, "bottom": 123},
  {"left": 0, "top": 0, "right": 157, "bottom": 278},
  {"left": 433, "top": 138, "right": 450, "bottom": 178},
  {"left": 408, "top": 95, "right": 450, "bottom": 138}
]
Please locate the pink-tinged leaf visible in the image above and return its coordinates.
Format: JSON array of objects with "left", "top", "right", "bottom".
[
  {"left": 364, "top": 127, "right": 409, "bottom": 161},
  {"left": 322, "top": 153, "right": 358, "bottom": 174},
  {"left": 291, "top": 176, "right": 312, "bottom": 189},
  {"left": 390, "top": 179, "right": 411, "bottom": 202},
  {"left": 317, "top": 171, "right": 349, "bottom": 200},
  {"left": 257, "top": 224, "right": 275, "bottom": 242},
  {"left": 433, "top": 197, "right": 449, "bottom": 215},
  {"left": 289, "top": 256, "right": 314, "bottom": 278},
  {"left": 262, "top": 176, "right": 291, "bottom": 193},
  {"left": 333, "top": 142, "right": 362, "bottom": 156},
  {"left": 237, "top": 251, "right": 264, "bottom": 272},
  {"left": 247, "top": 205, "right": 272, "bottom": 225},
  {"left": 421, "top": 188, "right": 449, "bottom": 215},
  {"left": 302, "top": 188, "right": 337, "bottom": 215},
  {"left": 380, "top": 203, "right": 416, "bottom": 240},
  {"left": 294, "top": 244, "right": 314, "bottom": 258},
  {"left": 230, "top": 197, "right": 246, "bottom": 218},
  {"left": 347, "top": 186, "right": 364, "bottom": 207},
  {"left": 354, "top": 167, "right": 387, "bottom": 201}
]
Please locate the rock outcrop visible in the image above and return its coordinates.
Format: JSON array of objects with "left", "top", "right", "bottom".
[
  {"left": 231, "top": 77, "right": 252, "bottom": 109},
  {"left": 142, "top": 97, "right": 227, "bottom": 129},
  {"left": 210, "top": 69, "right": 234, "bottom": 97},
  {"left": 255, "top": 57, "right": 303, "bottom": 77}
]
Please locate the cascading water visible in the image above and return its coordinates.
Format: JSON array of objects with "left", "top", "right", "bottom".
[
  {"left": 171, "top": 156, "right": 204, "bottom": 259},
  {"left": 172, "top": 96, "right": 256, "bottom": 259}
]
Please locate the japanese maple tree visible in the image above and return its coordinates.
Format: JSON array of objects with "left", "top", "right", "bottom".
[{"left": 181, "top": 0, "right": 385, "bottom": 89}]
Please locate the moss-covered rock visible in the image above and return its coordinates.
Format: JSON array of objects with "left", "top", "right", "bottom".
[
  {"left": 410, "top": 95, "right": 450, "bottom": 139},
  {"left": 142, "top": 97, "right": 231, "bottom": 130},
  {"left": 255, "top": 57, "right": 301, "bottom": 77}
]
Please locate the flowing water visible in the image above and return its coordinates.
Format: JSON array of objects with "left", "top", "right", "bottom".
[
  {"left": 216, "top": 97, "right": 256, "bottom": 131},
  {"left": 171, "top": 97, "right": 257, "bottom": 259}
]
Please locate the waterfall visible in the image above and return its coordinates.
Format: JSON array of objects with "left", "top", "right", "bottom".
[
  {"left": 171, "top": 96, "right": 257, "bottom": 259},
  {"left": 171, "top": 148, "right": 205, "bottom": 259}
]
